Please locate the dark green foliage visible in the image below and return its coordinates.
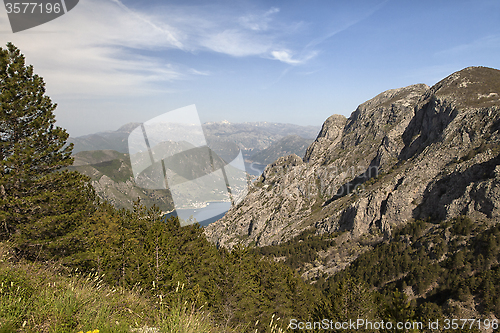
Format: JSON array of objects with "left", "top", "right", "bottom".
[
  {"left": 253, "top": 228, "right": 337, "bottom": 270},
  {"left": 451, "top": 216, "right": 474, "bottom": 236},
  {"left": 0, "top": 43, "right": 96, "bottom": 259},
  {"left": 383, "top": 290, "right": 419, "bottom": 331},
  {"left": 252, "top": 216, "right": 500, "bottom": 326},
  {"left": 315, "top": 274, "right": 377, "bottom": 332},
  {"left": 394, "top": 218, "right": 427, "bottom": 240},
  {"left": 72, "top": 200, "right": 323, "bottom": 331},
  {"left": 315, "top": 217, "right": 500, "bottom": 322},
  {"left": 40, "top": 195, "right": 319, "bottom": 331}
]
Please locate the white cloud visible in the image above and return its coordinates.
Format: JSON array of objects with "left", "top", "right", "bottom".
[
  {"left": 0, "top": 1, "right": 315, "bottom": 99},
  {"left": 271, "top": 50, "right": 301, "bottom": 65},
  {"left": 200, "top": 29, "right": 272, "bottom": 57},
  {"left": 169, "top": 5, "right": 301, "bottom": 61},
  {"left": 108, "top": 0, "right": 183, "bottom": 49},
  {"left": 0, "top": 0, "right": 187, "bottom": 97},
  {"left": 271, "top": 49, "right": 318, "bottom": 65}
]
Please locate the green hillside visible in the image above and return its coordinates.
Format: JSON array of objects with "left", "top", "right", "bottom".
[
  {"left": 0, "top": 242, "right": 218, "bottom": 333},
  {"left": 254, "top": 217, "right": 500, "bottom": 330}
]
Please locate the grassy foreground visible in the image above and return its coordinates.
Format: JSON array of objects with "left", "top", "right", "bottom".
[{"left": 0, "top": 243, "right": 288, "bottom": 333}]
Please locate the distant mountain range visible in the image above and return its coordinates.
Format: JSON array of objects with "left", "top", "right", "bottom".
[
  {"left": 249, "top": 135, "right": 314, "bottom": 165},
  {"left": 68, "top": 123, "right": 138, "bottom": 155},
  {"left": 68, "top": 121, "right": 322, "bottom": 211},
  {"left": 68, "top": 121, "right": 321, "bottom": 157}
]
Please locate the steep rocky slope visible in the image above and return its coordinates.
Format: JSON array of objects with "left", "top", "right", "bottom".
[{"left": 205, "top": 67, "right": 500, "bottom": 252}]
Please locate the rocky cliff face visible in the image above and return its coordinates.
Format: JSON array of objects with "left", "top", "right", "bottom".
[{"left": 205, "top": 66, "right": 500, "bottom": 249}]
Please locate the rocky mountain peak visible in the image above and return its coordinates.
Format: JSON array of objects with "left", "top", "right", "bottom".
[
  {"left": 428, "top": 66, "right": 500, "bottom": 108},
  {"left": 355, "top": 83, "right": 429, "bottom": 114},
  {"left": 316, "top": 114, "right": 347, "bottom": 141},
  {"left": 339, "top": 84, "right": 429, "bottom": 165},
  {"left": 303, "top": 115, "right": 346, "bottom": 163},
  {"left": 205, "top": 67, "right": 500, "bottom": 251}
]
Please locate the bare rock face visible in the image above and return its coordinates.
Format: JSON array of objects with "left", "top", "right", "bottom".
[
  {"left": 204, "top": 67, "right": 500, "bottom": 249},
  {"left": 303, "top": 114, "right": 347, "bottom": 164}
]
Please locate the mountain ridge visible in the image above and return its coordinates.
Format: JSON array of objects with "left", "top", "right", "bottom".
[
  {"left": 205, "top": 67, "right": 500, "bottom": 259},
  {"left": 68, "top": 121, "right": 321, "bottom": 155}
]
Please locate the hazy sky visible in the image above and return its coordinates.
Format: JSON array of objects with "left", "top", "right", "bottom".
[{"left": 1, "top": 0, "right": 499, "bottom": 137}]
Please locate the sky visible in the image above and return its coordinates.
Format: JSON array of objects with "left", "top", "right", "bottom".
[{"left": 0, "top": 0, "right": 499, "bottom": 137}]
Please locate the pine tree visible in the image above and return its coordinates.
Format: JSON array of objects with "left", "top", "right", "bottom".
[
  {"left": 314, "top": 274, "right": 377, "bottom": 332},
  {"left": 384, "top": 289, "right": 419, "bottom": 332},
  {"left": 0, "top": 42, "right": 95, "bottom": 259}
]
